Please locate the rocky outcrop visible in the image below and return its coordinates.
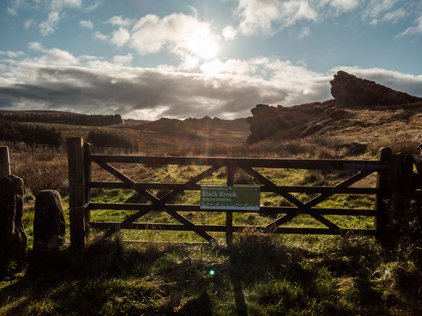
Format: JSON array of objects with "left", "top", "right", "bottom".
[
  {"left": 246, "top": 104, "right": 286, "bottom": 144},
  {"left": 246, "top": 71, "right": 422, "bottom": 144},
  {"left": 0, "top": 175, "right": 27, "bottom": 273},
  {"left": 137, "top": 116, "right": 249, "bottom": 133},
  {"left": 330, "top": 71, "right": 421, "bottom": 107},
  {"left": 34, "top": 190, "right": 66, "bottom": 251},
  {"left": 246, "top": 102, "right": 332, "bottom": 144}
]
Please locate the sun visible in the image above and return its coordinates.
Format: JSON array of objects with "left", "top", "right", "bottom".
[{"left": 186, "top": 29, "right": 218, "bottom": 60}]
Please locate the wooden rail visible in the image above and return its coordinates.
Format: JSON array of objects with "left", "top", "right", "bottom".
[{"left": 67, "top": 138, "right": 418, "bottom": 249}]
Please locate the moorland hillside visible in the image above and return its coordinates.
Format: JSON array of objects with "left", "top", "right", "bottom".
[{"left": 247, "top": 71, "right": 422, "bottom": 149}]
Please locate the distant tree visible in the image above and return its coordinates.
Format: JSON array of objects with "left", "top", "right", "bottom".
[{"left": 0, "top": 120, "right": 21, "bottom": 142}]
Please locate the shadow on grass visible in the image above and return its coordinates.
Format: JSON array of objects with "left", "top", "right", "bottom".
[
  {"left": 0, "top": 237, "right": 171, "bottom": 315},
  {"left": 0, "top": 233, "right": 421, "bottom": 315}
]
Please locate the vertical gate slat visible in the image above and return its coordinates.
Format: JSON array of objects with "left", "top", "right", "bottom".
[
  {"left": 226, "top": 166, "right": 235, "bottom": 246},
  {"left": 84, "top": 143, "right": 91, "bottom": 239},
  {"left": 376, "top": 147, "right": 392, "bottom": 245},
  {"left": 67, "top": 137, "right": 86, "bottom": 249}
]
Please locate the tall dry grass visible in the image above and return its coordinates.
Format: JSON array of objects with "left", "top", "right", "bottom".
[{"left": 12, "top": 152, "right": 68, "bottom": 196}]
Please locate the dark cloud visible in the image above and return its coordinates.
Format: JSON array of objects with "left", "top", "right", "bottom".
[{"left": 0, "top": 65, "right": 288, "bottom": 118}]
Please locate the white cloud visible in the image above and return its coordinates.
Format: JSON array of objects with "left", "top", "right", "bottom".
[
  {"left": 79, "top": 20, "right": 94, "bottom": 29},
  {"left": 130, "top": 13, "right": 218, "bottom": 60},
  {"left": 8, "top": 0, "right": 99, "bottom": 36},
  {"left": 200, "top": 59, "right": 226, "bottom": 75},
  {"left": 111, "top": 28, "right": 130, "bottom": 47},
  {"left": 318, "top": 0, "right": 360, "bottom": 14},
  {"left": 299, "top": 26, "right": 311, "bottom": 38},
  {"left": 112, "top": 53, "right": 133, "bottom": 65},
  {"left": 0, "top": 50, "right": 25, "bottom": 58},
  {"left": 222, "top": 25, "right": 238, "bottom": 41},
  {"left": 230, "top": 0, "right": 413, "bottom": 38},
  {"left": 84, "top": 1, "right": 101, "bottom": 13},
  {"left": 397, "top": 16, "right": 422, "bottom": 37},
  {"left": 28, "top": 41, "right": 45, "bottom": 52},
  {"left": 24, "top": 19, "right": 34, "bottom": 29},
  {"left": 39, "top": 11, "right": 60, "bottom": 36},
  {"left": 6, "top": 0, "right": 24, "bottom": 16},
  {"left": 106, "top": 16, "right": 134, "bottom": 27},
  {"left": 235, "top": 0, "right": 317, "bottom": 35},
  {"left": 37, "top": 48, "right": 79, "bottom": 65},
  {"left": 51, "top": 0, "right": 82, "bottom": 11},
  {"left": 382, "top": 8, "right": 407, "bottom": 23},
  {"left": 362, "top": 0, "right": 405, "bottom": 25},
  {"left": 94, "top": 31, "right": 108, "bottom": 41}
]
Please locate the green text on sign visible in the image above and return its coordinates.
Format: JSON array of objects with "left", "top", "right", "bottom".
[{"left": 200, "top": 185, "right": 260, "bottom": 211}]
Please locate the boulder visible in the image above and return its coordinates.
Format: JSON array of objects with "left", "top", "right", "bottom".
[
  {"left": 330, "top": 71, "right": 421, "bottom": 107},
  {"left": 34, "top": 190, "right": 66, "bottom": 251},
  {"left": 0, "top": 175, "right": 27, "bottom": 273}
]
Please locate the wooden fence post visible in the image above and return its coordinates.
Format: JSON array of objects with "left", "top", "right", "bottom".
[
  {"left": 84, "top": 143, "right": 91, "bottom": 239},
  {"left": 226, "top": 166, "right": 235, "bottom": 247},
  {"left": 388, "top": 152, "right": 414, "bottom": 244},
  {"left": 376, "top": 147, "right": 392, "bottom": 245},
  {"left": 67, "top": 138, "right": 86, "bottom": 249},
  {"left": 390, "top": 154, "right": 414, "bottom": 196},
  {"left": 0, "top": 146, "right": 11, "bottom": 180}
]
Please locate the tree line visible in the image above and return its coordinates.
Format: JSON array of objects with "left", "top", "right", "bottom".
[
  {"left": 0, "top": 120, "right": 63, "bottom": 149},
  {"left": 0, "top": 112, "right": 123, "bottom": 126},
  {"left": 0, "top": 121, "right": 136, "bottom": 150}
]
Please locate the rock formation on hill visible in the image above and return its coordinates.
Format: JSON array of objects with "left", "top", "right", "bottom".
[
  {"left": 330, "top": 71, "right": 421, "bottom": 107},
  {"left": 247, "top": 71, "right": 422, "bottom": 144},
  {"left": 137, "top": 116, "right": 248, "bottom": 133}
]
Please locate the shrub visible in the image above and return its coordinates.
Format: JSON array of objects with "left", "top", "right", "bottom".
[{"left": 87, "top": 130, "right": 135, "bottom": 148}]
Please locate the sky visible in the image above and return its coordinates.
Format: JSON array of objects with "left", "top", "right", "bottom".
[{"left": 0, "top": 0, "right": 421, "bottom": 120}]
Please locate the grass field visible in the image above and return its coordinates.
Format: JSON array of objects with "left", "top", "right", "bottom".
[{"left": 1, "top": 120, "right": 421, "bottom": 315}]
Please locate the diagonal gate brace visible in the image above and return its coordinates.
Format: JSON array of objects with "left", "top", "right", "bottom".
[
  {"left": 241, "top": 166, "right": 345, "bottom": 233},
  {"left": 95, "top": 161, "right": 216, "bottom": 242}
]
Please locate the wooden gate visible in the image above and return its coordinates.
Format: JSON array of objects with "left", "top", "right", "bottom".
[{"left": 67, "top": 138, "right": 410, "bottom": 249}]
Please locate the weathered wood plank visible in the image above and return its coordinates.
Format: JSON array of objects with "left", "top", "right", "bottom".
[
  {"left": 91, "top": 155, "right": 383, "bottom": 171},
  {"left": 376, "top": 148, "right": 392, "bottom": 245},
  {"left": 89, "top": 181, "right": 378, "bottom": 194},
  {"left": 84, "top": 143, "right": 91, "bottom": 238},
  {"left": 67, "top": 138, "right": 86, "bottom": 249},
  {"left": 89, "top": 221, "right": 377, "bottom": 236},
  {"left": 88, "top": 203, "right": 377, "bottom": 216},
  {"left": 226, "top": 166, "right": 235, "bottom": 246}
]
